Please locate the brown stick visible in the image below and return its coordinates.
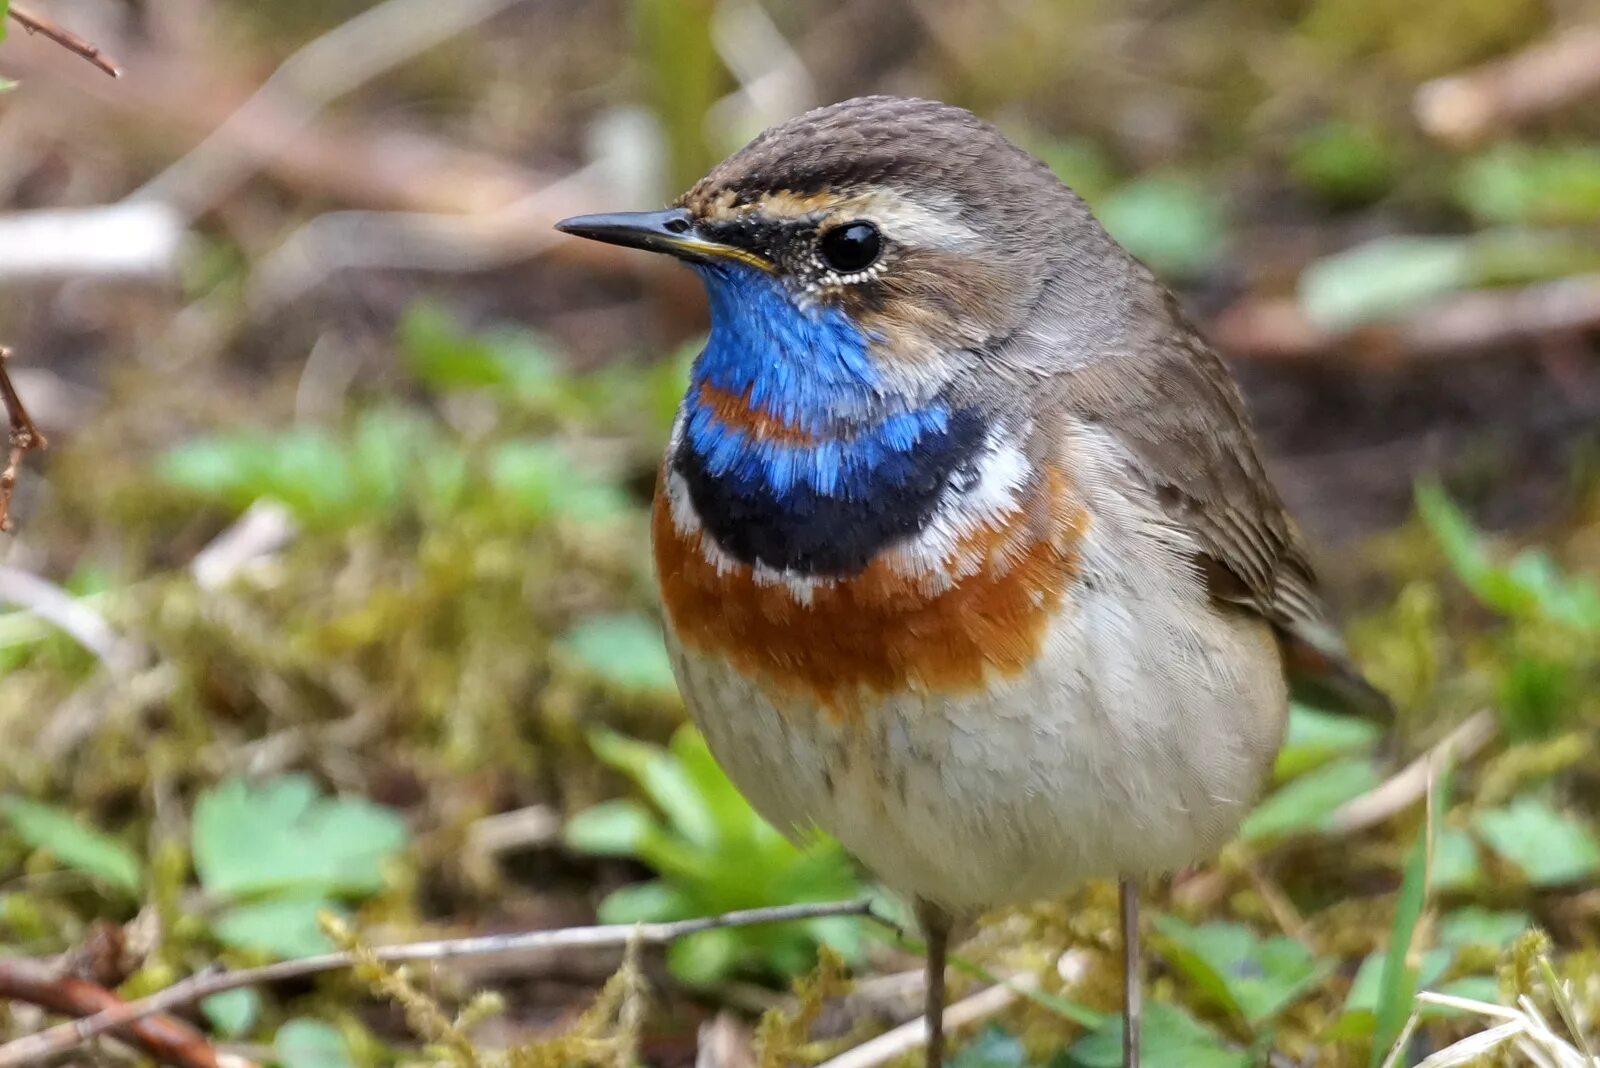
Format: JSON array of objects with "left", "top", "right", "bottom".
[
  {"left": 5, "top": 3, "right": 121, "bottom": 78},
  {"left": 1415, "top": 26, "right": 1600, "bottom": 145},
  {"left": 0, "top": 900, "right": 885, "bottom": 1067},
  {"left": 0, "top": 959, "right": 255, "bottom": 1068},
  {"left": 0, "top": 347, "right": 47, "bottom": 534},
  {"left": 1211, "top": 275, "right": 1600, "bottom": 363}
]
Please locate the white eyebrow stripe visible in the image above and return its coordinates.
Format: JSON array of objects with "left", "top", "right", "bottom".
[{"left": 849, "top": 189, "right": 977, "bottom": 249}]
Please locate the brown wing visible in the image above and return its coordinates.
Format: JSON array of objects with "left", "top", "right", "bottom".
[{"left": 1051, "top": 314, "right": 1392, "bottom": 719}]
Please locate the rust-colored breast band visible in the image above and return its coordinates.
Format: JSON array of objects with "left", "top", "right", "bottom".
[{"left": 653, "top": 469, "right": 1087, "bottom": 717}]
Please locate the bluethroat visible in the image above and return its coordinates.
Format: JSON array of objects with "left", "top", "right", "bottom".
[{"left": 557, "top": 96, "right": 1387, "bottom": 1068}]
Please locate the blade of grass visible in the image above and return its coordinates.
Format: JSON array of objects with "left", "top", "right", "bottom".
[
  {"left": 1371, "top": 766, "right": 1455, "bottom": 1067},
  {"left": 1536, "top": 956, "right": 1597, "bottom": 1062}
]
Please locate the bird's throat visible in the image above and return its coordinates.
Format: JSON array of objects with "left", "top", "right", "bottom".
[{"left": 671, "top": 264, "right": 985, "bottom": 576}]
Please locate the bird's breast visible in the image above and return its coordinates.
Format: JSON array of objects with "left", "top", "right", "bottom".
[{"left": 652, "top": 444, "right": 1089, "bottom": 718}]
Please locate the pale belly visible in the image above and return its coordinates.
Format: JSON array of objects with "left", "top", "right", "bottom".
[{"left": 666, "top": 583, "right": 1288, "bottom": 916}]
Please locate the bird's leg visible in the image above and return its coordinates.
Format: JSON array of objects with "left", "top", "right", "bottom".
[
  {"left": 917, "top": 900, "right": 953, "bottom": 1068},
  {"left": 1120, "top": 878, "right": 1142, "bottom": 1068}
]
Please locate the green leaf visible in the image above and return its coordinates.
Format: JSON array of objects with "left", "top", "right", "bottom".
[
  {"left": 1275, "top": 705, "right": 1381, "bottom": 779},
  {"left": 202, "top": 988, "right": 262, "bottom": 1038},
  {"left": 1155, "top": 917, "right": 1330, "bottom": 1025},
  {"left": 192, "top": 775, "right": 409, "bottom": 898},
  {"left": 1097, "top": 175, "right": 1226, "bottom": 280},
  {"left": 1457, "top": 144, "right": 1600, "bottom": 225},
  {"left": 563, "top": 799, "right": 659, "bottom": 857},
  {"left": 951, "top": 1026, "right": 1029, "bottom": 1068},
  {"left": 1289, "top": 121, "right": 1398, "bottom": 206},
  {"left": 1417, "top": 482, "right": 1600, "bottom": 631},
  {"left": 555, "top": 614, "right": 677, "bottom": 700},
  {"left": 399, "top": 303, "right": 563, "bottom": 400},
  {"left": 1066, "top": 1000, "right": 1250, "bottom": 1068},
  {"left": 213, "top": 895, "right": 345, "bottom": 959},
  {"left": 488, "top": 441, "right": 631, "bottom": 525},
  {"left": 1474, "top": 797, "right": 1600, "bottom": 886},
  {"left": 159, "top": 435, "right": 270, "bottom": 508},
  {"left": 0, "top": 797, "right": 143, "bottom": 894},
  {"left": 588, "top": 727, "right": 719, "bottom": 849},
  {"left": 1430, "top": 827, "right": 1483, "bottom": 892},
  {"left": 1240, "top": 757, "right": 1380, "bottom": 841},
  {"left": 596, "top": 879, "right": 692, "bottom": 924},
  {"left": 668, "top": 926, "right": 743, "bottom": 987},
  {"left": 1438, "top": 907, "right": 1530, "bottom": 949},
  {"left": 1427, "top": 975, "right": 1502, "bottom": 1010},
  {"left": 1300, "top": 237, "right": 1475, "bottom": 331},
  {"left": 1342, "top": 949, "right": 1453, "bottom": 1023},
  {"left": 274, "top": 1018, "right": 355, "bottom": 1068}
]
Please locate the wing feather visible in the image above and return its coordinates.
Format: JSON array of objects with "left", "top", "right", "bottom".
[{"left": 1044, "top": 316, "right": 1391, "bottom": 719}]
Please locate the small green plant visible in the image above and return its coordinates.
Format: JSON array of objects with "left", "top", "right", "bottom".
[
  {"left": 1417, "top": 481, "right": 1599, "bottom": 743},
  {"left": 0, "top": 796, "right": 143, "bottom": 896},
  {"left": 564, "top": 725, "right": 869, "bottom": 986},
  {"left": 193, "top": 775, "right": 410, "bottom": 959}
]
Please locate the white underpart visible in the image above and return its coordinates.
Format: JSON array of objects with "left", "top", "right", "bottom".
[{"left": 664, "top": 420, "right": 1288, "bottom": 915}]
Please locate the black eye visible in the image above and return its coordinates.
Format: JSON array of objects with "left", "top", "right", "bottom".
[{"left": 819, "top": 222, "right": 881, "bottom": 273}]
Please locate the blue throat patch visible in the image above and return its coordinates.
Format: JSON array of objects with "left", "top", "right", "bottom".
[{"left": 672, "top": 263, "right": 986, "bottom": 575}]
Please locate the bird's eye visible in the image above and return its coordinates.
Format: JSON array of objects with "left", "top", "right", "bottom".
[{"left": 818, "top": 222, "right": 881, "bottom": 273}]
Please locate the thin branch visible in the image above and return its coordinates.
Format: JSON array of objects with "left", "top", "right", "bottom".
[
  {"left": 1212, "top": 274, "right": 1600, "bottom": 363},
  {"left": 0, "top": 958, "right": 256, "bottom": 1068},
  {"left": 6, "top": 2, "right": 121, "bottom": 77},
  {"left": 0, "top": 900, "right": 885, "bottom": 1068},
  {"left": 129, "top": 0, "right": 531, "bottom": 220},
  {"left": 0, "top": 346, "right": 47, "bottom": 534}
]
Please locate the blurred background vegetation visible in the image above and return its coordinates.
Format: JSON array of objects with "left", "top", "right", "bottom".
[{"left": 0, "top": 0, "right": 1598, "bottom": 1065}]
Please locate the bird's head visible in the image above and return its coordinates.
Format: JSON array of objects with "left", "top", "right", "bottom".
[{"left": 558, "top": 96, "right": 1135, "bottom": 424}]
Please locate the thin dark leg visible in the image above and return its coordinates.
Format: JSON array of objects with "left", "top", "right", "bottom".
[
  {"left": 917, "top": 901, "right": 952, "bottom": 1068},
  {"left": 1120, "top": 878, "right": 1142, "bottom": 1068}
]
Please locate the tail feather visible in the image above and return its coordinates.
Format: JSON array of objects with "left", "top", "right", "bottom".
[{"left": 1276, "top": 627, "right": 1393, "bottom": 721}]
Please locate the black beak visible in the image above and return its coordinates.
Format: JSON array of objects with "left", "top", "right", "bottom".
[{"left": 554, "top": 208, "right": 769, "bottom": 269}]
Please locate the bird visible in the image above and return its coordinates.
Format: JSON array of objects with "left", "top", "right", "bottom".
[{"left": 556, "top": 95, "right": 1387, "bottom": 1068}]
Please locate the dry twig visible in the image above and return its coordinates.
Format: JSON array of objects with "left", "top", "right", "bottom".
[
  {"left": 0, "top": 958, "right": 255, "bottom": 1068},
  {"left": 814, "top": 972, "right": 1039, "bottom": 1068},
  {"left": 1415, "top": 26, "right": 1600, "bottom": 145},
  {"left": 5, "top": 2, "right": 121, "bottom": 77},
  {"left": 0, "top": 900, "right": 885, "bottom": 1068},
  {"left": 129, "top": 0, "right": 532, "bottom": 220},
  {"left": 0, "top": 347, "right": 46, "bottom": 534},
  {"left": 1213, "top": 275, "right": 1600, "bottom": 363}
]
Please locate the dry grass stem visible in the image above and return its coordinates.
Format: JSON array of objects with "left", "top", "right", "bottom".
[
  {"left": 1327, "top": 710, "right": 1498, "bottom": 834},
  {"left": 813, "top": 973, "right": 1039, "bottom": 1068}
]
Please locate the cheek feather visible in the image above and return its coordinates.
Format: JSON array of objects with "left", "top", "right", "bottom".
[
  {"left": 845, "top": 249, "right": 1033, "bottom": 362},
  {"left": 653, "top": 465, "right": 1089, "bottom": 719}
]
